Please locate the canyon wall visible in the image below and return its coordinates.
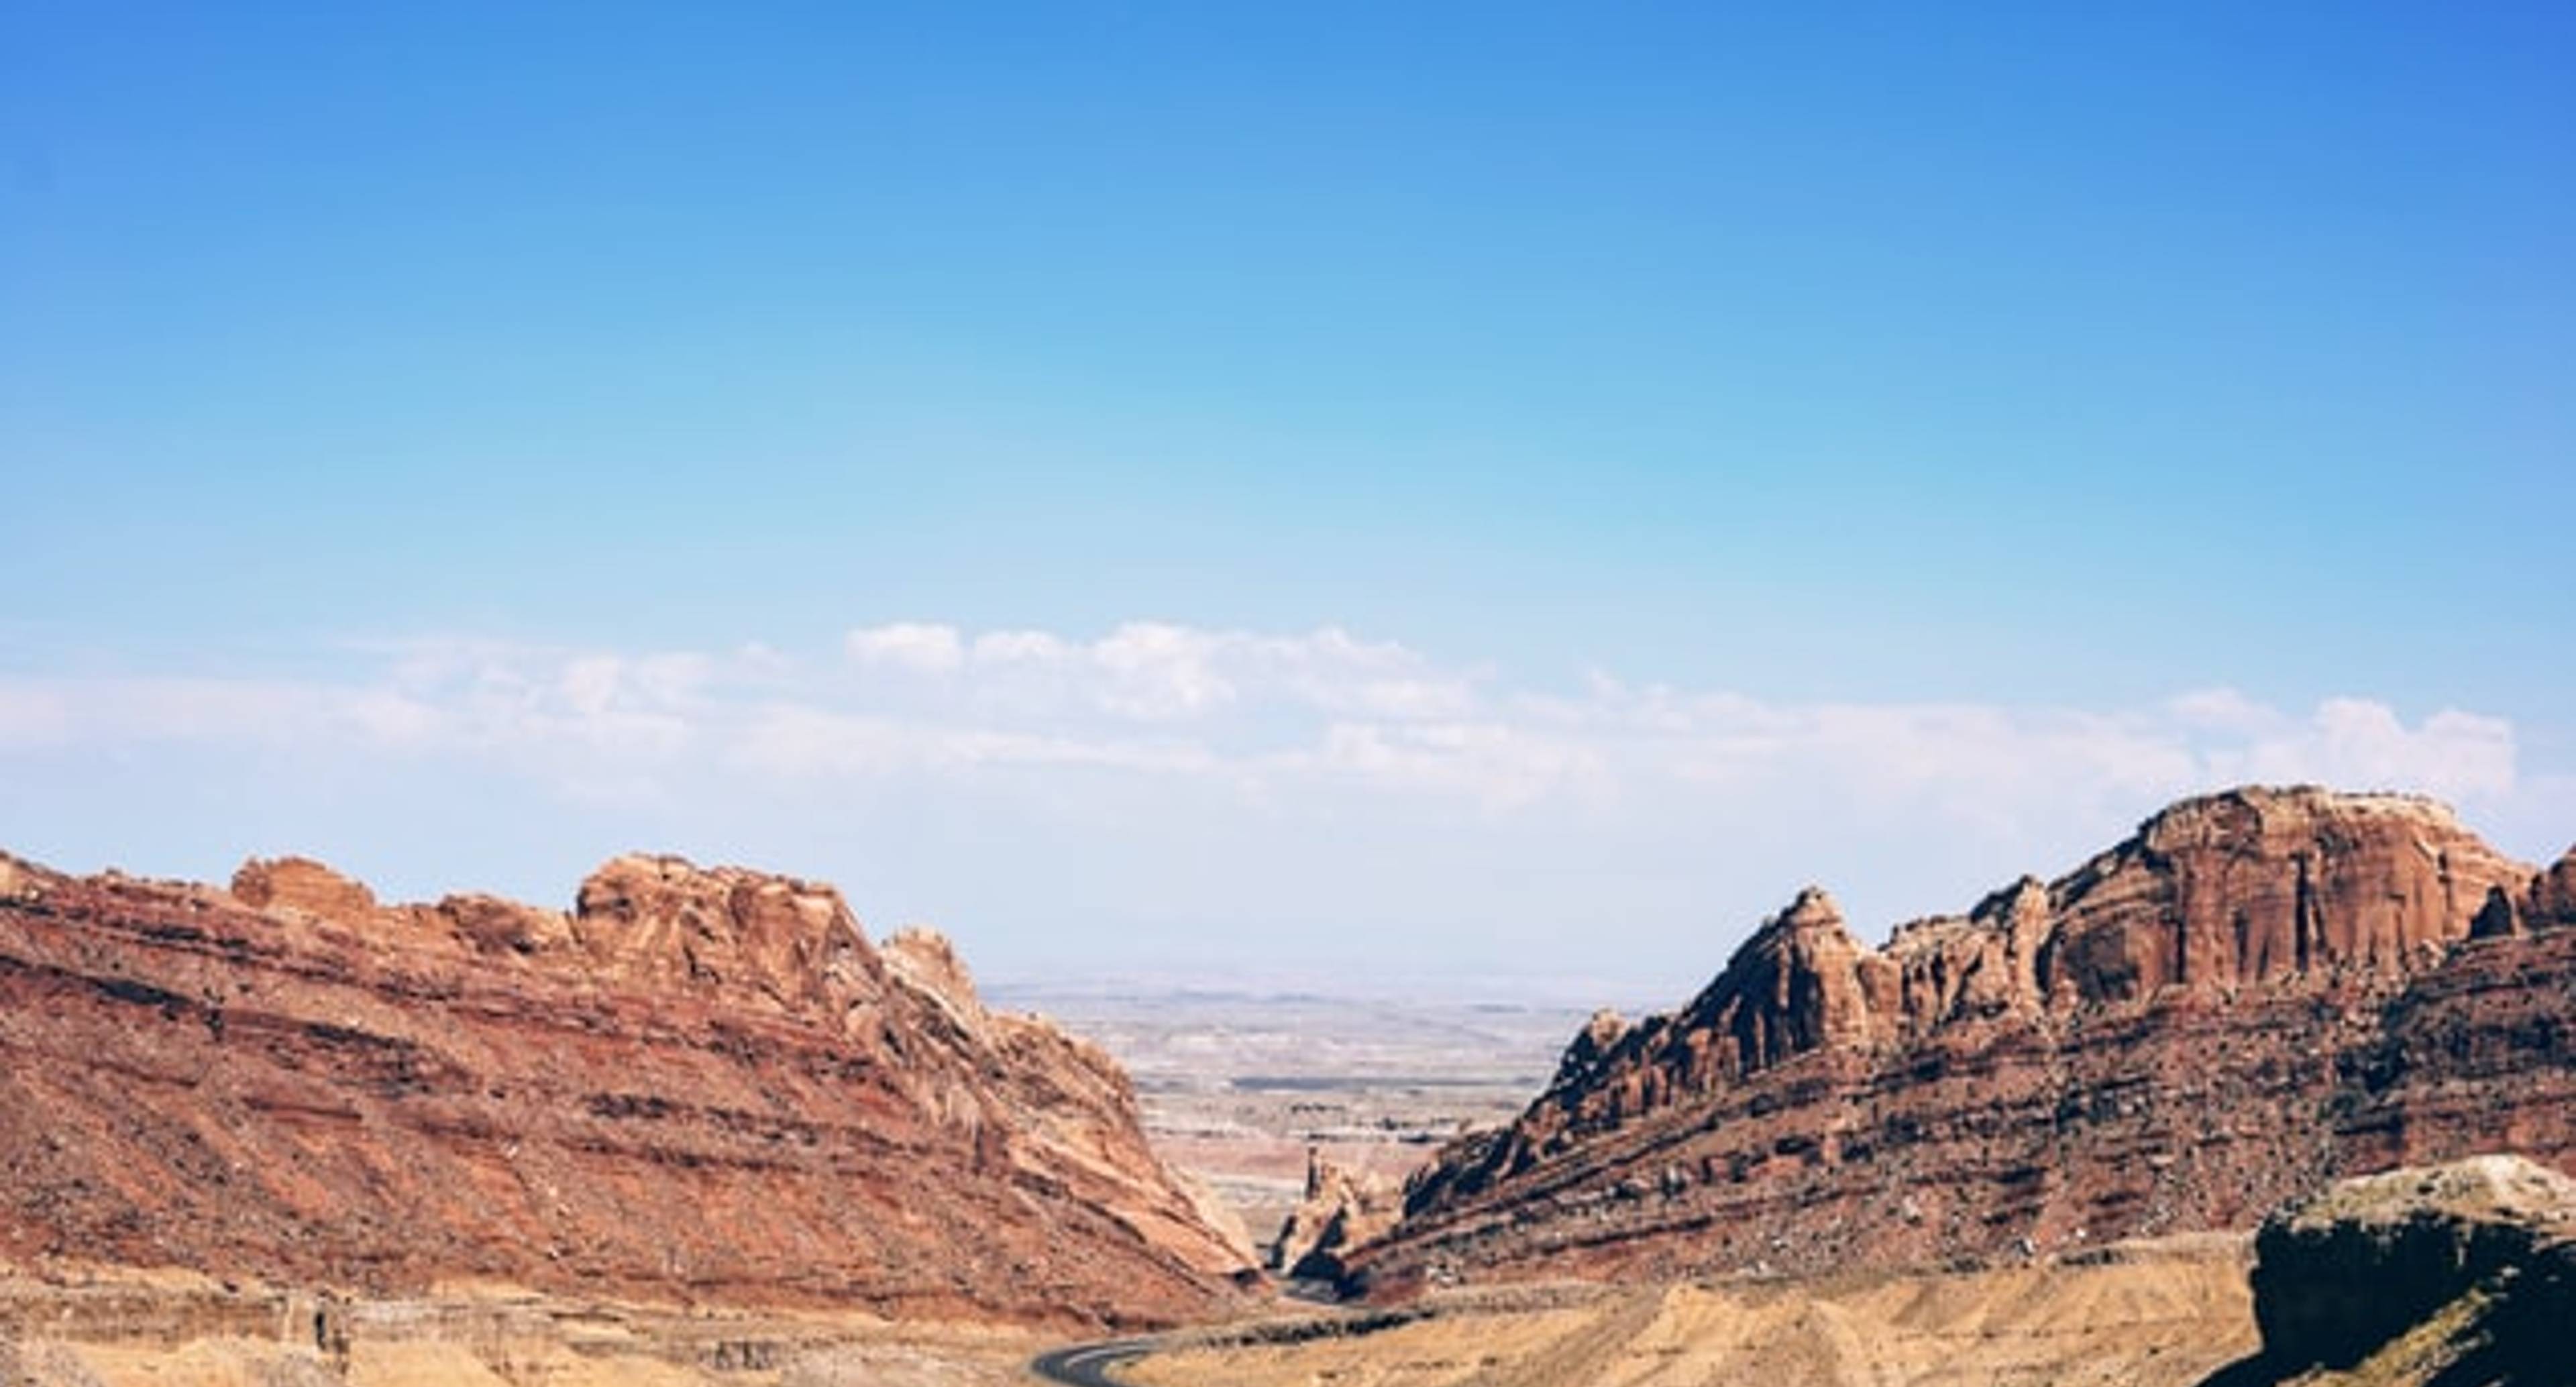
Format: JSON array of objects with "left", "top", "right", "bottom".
[
  {"left": 1348, "top": 787, "right": 2575, "bottom": 1296},
  {"left": 0, "top": 850, "right": 1254, "bottom": 1329}
]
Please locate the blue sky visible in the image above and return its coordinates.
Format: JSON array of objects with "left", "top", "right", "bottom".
[{"left": 3, "top": 4, "right": 2570, "bottom": 996}]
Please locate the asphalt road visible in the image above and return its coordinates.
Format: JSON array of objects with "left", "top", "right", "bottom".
[{"left": 1028, "top": 1337, "right": 1157, "bottom": 1386}]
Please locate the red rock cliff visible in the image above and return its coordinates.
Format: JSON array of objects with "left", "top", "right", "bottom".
[
  {"left": 1355, "top": 787, "right": 2573, "bottom": 1296},
  {"left": 0, "top": 851, "right": 1254, "bottom": 1329}
]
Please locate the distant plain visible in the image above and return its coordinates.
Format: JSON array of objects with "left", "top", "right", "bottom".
[{"left": 987, "top": 985, "right": 1601, "bottom": 1242}]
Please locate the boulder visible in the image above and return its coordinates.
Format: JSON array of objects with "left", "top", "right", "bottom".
[
  {"left": 2243, "top": 1155, "right": 2576, "bottom": 1381},
  {"left": 1273, "top": 1148, "right": 1401, "bottom": 1280},
  {"left": 230, "top": 856, "right": 380, "bottom": 922}
]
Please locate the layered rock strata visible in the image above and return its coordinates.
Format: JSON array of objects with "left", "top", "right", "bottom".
[
  {"left": 0, "top": 851, "right": 1254, "bottom": 1328},
  {"left": 1351, "top": 787, "right": 2575, "bottom": 1296}
]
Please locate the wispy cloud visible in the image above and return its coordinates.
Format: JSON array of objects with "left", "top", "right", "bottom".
[
  {"left": 0, "top": 624, "right": 2529, "bottom": 821},
  {"left": 0, "top": 623, "right": 2556, "bottom": 988},
  {"left": 846, "top": 622, "right": 967, "bottom": 675}
]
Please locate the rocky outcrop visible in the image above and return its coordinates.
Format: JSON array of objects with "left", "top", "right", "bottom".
[
  {"left": 2526, "top": 846, "right": 2576, "bottom": 934},
  {"left": 229, "top": 856, "right": 382, "bottom": 922},
  {"left": 0, "top": 850, "right": 1254, "bottom": 1329},
  {"left": 2041, "top": 789, "right": 2526, "bottom": 997},
  {"left": 1271, "top": 1149, "right": 1401, "bottom": 1281},
  {"left": 2222, "top": 1155, "right": 2576, "bottom": 1385},
  {"left": 1352, "top": 787, "right": 2572, "bottom": 1296}
]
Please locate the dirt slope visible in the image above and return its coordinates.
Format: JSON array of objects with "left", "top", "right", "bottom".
[{"left": 1128, "top": 1235, "right": 2256, "bottom": 1387}]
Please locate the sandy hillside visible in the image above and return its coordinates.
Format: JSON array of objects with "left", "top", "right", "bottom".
[
  {"left": 1127, "top": 1235, "right": 2257, "bottom": 1387},
  {"left": 0, "top": 1269, "right": 1044, "bottom": 1387}
]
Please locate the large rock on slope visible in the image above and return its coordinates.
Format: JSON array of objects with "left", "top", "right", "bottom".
[
  {"left": 1353, "top": 787, "right": 2572, "bottom": 1296},
  {"left": 0, "top": 850, "right": 1254, "bottom": 1329},
  {"left": 229, "top": 856, "right": 381, "bottom": 920},
  {"left": 1271, "top": 1148, "right": 1401, "bottom": 1280},
  {"left": 2231, "top": 1155, "right": 2576, "bottom": 1384}
]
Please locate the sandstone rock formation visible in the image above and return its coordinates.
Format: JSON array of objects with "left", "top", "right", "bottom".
[
  {"left": 1270, "top": 1148, "right": 1401, "bottom": 1280},
  {"left": 0, "top": 850, "right": 1255, "bottom": 1329},
  {"left": 1350, "top": 788, "right": 2575, "bottom": 1296},
  {"left": 2225, "top": 1155, "right": 2576, "bottom": 1385},
  {"left": 2523, "top": 846, "right": 2576, "bottom": 934},
  {"left": 229, "top": 856, "right": 380, "bottom": 921}
]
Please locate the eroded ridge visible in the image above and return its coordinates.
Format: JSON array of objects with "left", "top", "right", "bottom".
[
  {"left": 1352, "top": 787, "right": 2576, "bottom": 1295},
  {"left": 0, "top": 850, "right": 1254, "bottom": 1329}
]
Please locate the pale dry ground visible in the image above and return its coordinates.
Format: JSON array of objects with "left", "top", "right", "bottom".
[
  {"left": 0, "top": 1266, "right": 1043, "bottom": 1387},
  {"left": 1126, "top": 1235, "right": 2259, "bottom": 1387}
]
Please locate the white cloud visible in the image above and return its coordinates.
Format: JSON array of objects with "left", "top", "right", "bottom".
[
  {"left": 557, "top": 656, "right": 627, "bottom": 718},
  {"left": 968, "top": 628, "right": 1074, "bottom": 665},
  {"left": 852, "top": 620, "right": 1482, "bottom": 726},
  {"left": 2204, "top": 698, "right": 2515, "bottom": 803},
  {"left": 0, "top": 630, "right": 2546, "bottom": 866},
  {"left": 8, "top": 625, "right": 2566, "bottom": 989},
  {"left": 2167, "top": 686, "right": 2282, "bottom": 734},
  {"left": 1088, "top": 622, "right": 1236, "bottom": 719},
  {"left": 847, "top": 622, "right": 966, "bottom": 674},
  {"left": 734, "top": 707, "right": 912, "bottom": 777},
  {"left": 731, "top": 705, "right": 1217, "bottom": 779},
  {"left": 1305, "top": 720, "right": 1608, "bottom": 810}
]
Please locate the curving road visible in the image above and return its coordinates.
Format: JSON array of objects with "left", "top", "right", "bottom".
[{"left": 1028, "top": 1336, "right": 1158, "bottom": 1386}]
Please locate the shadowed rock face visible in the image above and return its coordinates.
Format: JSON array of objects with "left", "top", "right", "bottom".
[
  {"left": 2528, "top": 848, "right": 2576, "bottom": 933},
  {"left": 0, "top": 851, "right": 1254, "bottom": 1329},
  {"left": 1356, "top": 788, "right": 2574, "bottom": 1296},
  {"left": 2231, "top": 1156, "right": 2576, "bottom": 1384}
]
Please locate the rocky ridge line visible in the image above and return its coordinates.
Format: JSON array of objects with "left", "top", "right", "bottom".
[
  {"left": 0, "top": 849, "right": 1255, "bottom": 1329},
  {"left": 1344, "top": 787, "right": 2576, "bottom": 1295}
]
